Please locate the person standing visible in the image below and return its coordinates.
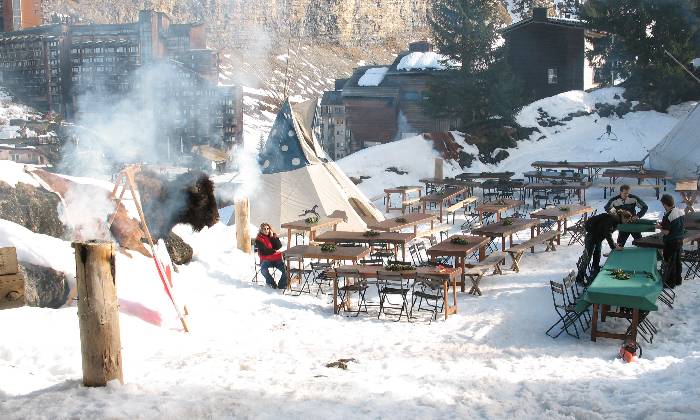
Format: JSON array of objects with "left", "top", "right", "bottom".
[
  {"left": 657, "top": 195, "right": 685, "bottom": 288},
  {"left": 576, "top": 209, "right": 631, "bottom": 285},
  {"left": 604, "top": 184, "right": 648, "bottom": 246},
  {"left": 255, "top": 223, "right": 288, "bottom": 289}
]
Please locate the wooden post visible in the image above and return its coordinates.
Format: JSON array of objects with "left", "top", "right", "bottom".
[
  {"left": 73, "top": 240, "right": 123, "bottom": 387},
  {"left": 434, "top": 158, "right": 444, "bottom": 181},
  {"left": 235, "top": 197, "right": 252, "bottom": 253}
]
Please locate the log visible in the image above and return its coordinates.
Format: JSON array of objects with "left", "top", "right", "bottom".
[
  {"left": 73, "top": 241, "right": 123, "bottom": 387},
  {"left": 235, "top": 198, "right": 251, "bottom": 253},
  {"left": 434, "top": 158, "right": 444, "bottom": 181}
]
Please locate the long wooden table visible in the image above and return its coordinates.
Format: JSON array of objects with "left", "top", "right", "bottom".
[
  {"left": 426, "top": 235, "right": 490, "bottom": 292},
  {"left": 281, "top": 216, "right": 345, "bottom": 249},
  {"left": 456, "top": 172, "right": 514, "bottom": 180},
  {"left": 420, "top": 187, "right": 467, "bottom": 223},
  {"left": 334, "top": 265, "right": 462, "bottom": 319},
  {"left": 367, "top": 212, "right": 436, "bottom": 234},
  {"left": 532, "top": 160, "right": 644, "bottom": 180},
  {"left": 283, "top": 245, "right": 370, "bottom": 290},
  {"left": 419, "top": 177, "right": 481, "bottom": 195},
  {"left": 633, "top": 231, "right": 700, "bottom": 250},
  {"left": 384, "top": 185, "right": 423, "bottom": 214},
  {"left": 471, "top": 218, "right": 539, "bottom": 252},
  {"left": 523, "top": 170, "right": 584, "bottom": 183},
  {"left": 523, "top": 182, "right": 592, "bottom": 205},
  {"left": 530, "top": 204, "right": 593, "bottom": 244},
  {"left": 575, "top": 248, "right": 662, "bottom": 343},
  {"left": 314, "top": 231, "right": 415, "bottom": 260},
  {"left": 601, "top": 169, "right": 670, "bottom": 192},
  {"left": 474, "top": 199, "right": 524, "bottom": 222}
]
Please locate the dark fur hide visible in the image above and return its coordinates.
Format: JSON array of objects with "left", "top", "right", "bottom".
[{"left": 135, "top": 170, "right": 219, "bottom": 241}]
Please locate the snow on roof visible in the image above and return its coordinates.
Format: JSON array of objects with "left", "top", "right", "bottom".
[
  {"left": 396, "top": 52, "right": 450, "bottom": 71},
  {"left": 358, "top": 67, "right": 389, "bottom": 87},
  {"left": 0, "top": 160, "right": 41, "bottom": 187}
]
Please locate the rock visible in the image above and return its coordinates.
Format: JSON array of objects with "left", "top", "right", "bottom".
[
  {"left": 165, "top": 233, "right": 193, "bottom": 265},
  {"left": 595, "top": 103, "right": 615, "bottom": 118},
  {"left": 18, "top": 262, "right": 69, "bottom": 308},
  {"left": 615, "top": 101, "right": 632, "bottom": 118},
  {"left": 0, "top": 181, "right": 65, "bottom": 238},
  {"left": 632, "top": 102, "right": 654, "bottom": 112}
]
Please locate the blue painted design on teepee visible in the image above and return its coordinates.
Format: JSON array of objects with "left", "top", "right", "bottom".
[{"left": 259, "top": 101, "right": 309, "bottom": 174}]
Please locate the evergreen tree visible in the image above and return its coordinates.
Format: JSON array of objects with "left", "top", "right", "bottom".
[
  {"left": 427, "top": 0, "right": 525, "bottom": 126},
  {"left": 510, "top": 0, "right": 555, "bottom": 20},
  {"left": 581, "top": 0, "right": 700, "bottom": 110}
]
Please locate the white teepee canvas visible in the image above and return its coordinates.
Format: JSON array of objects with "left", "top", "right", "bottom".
[
  {"left": 648, "top": 104, "right": 700, "bottom": 180},
  {"left": 249, "top": 99, "right": 384, "bottom": 232}
]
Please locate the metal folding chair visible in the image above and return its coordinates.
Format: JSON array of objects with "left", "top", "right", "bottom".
[
  {"left": 336, "top": 269, "right": 369, "bottom": 317},
  {"left": 286, "top": 256, "right": 313, "bottom": 295},
  {"left": 682, "top": 249, "right": 699, "bottom": 280},
  {"left": 545, "top": 280, "right": 587, "bottom": 339},
  {"left": 410, "top": 274, "right": 445, "bottom": 323},
  {"left": 376, "top": 271, "right": 411, "bottom": 321}
]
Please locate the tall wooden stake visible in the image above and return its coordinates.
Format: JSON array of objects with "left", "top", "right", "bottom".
[
  {"left": 435, "top": 158, "right": 444, "bottom": 181},
  {"left": 235, "top": 197, "right": 251, "bottom": 253},
  {"left": 73, "top": 240, "right": 123, "bottom": 387}
]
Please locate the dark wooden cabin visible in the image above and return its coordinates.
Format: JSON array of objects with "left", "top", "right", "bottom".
[{"left": 503, "top": 7, "right": 585, "bottom": 101}]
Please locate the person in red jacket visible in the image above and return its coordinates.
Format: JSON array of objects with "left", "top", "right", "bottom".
[{"left": 255, "top": 223, "right": 287, "bottom": 289}]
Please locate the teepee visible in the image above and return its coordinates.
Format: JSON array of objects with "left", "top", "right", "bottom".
[
  {"left": 648, "top": 104, "right": 700, "bottom": 180},
  {"left": 249, "top": 99, "right": 384, "bottom": 232}
]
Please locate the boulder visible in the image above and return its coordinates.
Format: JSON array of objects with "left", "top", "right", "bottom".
[
  {"left": 0, "top": 181, "right": 65, "bottom": 238},
  {"left": 19, "top": 262, "right": 69, "bottom": 308},
  {"left": 165, "top": 232, "right": 193, "bottom": 265}
]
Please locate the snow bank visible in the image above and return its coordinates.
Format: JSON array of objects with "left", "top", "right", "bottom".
[
  {"left": 396, "top": 52, "right": 450, "bottom": 71},
  {"left": 0, "top": 160, "right": 40, "bottom": 187},
  {"left": 357, "top": 67, "right": 389, "bottom": 87}
]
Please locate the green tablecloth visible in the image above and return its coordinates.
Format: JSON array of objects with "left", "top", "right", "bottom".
[
  {"left": 618, "top": 219, "right": 656, "bottom": 233},
  {"left": 575, "top": 248, "right": 662, "bottom": 313}
]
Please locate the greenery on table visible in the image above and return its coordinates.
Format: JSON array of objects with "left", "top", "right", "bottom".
[
  {"left": 559, "top": 206, "right": 570, "bottom": 212},
  {"left": 384, "top": 263, "right": 415, "bottom": 272},
  {"left": 305, "top": 216, "right": 319, "bottom": 224},
  {"left": 363, "top": 230, "right": 381, "bottom": 237},
  {"left": 451, "top": 237, "right": 469, "bottom": 245},
  {"left": 320, "top": 243, "right": 337, "bottom": 253},
  {"left": 494, "top": 199, "right": 507, "bottom": 205},
  {"left": 395, "top": 217, "right": 408, "bottom": 223},
  {"left": 611, "top": 268, "right": 631, "bottom": 280},
  {"left": 502, "top": 218, "right": 514, "bottom": 226}
]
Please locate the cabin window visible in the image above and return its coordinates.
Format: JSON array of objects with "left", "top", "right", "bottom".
[{"left": 548, "top": 68, "right": 558, "bottom": 84}]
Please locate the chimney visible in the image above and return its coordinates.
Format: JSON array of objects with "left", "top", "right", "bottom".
[
  {"left": 533, "top": 7, "right": 549, "bottom": 22},
  {"left": 409, "top": 41, "right": 432, "bottom": 53}
]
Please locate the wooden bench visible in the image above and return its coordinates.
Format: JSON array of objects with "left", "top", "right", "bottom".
[
  {"left": 446, "top": 196, "right": 478, "bottom": 224},
  {"left": 505, "top": 230, "right": 559, "bottom": 272},
  {"left": 464, "top": 252, "right": 507, "bottom": 295}
]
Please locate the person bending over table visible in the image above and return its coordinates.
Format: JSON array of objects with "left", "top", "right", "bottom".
[
  {"left": 657, "top": 194, "right": 685, "bottom": 288},
  {"left": 604, "top": 184, "right": 648, "bottom": 247},
  {"left": 255, "top": 223, "right": 288, "bottom": 290},
  {"left": 576, "top": 209, "right": 632, "bottom": 285}
]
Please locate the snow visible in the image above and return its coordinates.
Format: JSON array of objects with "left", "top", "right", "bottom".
[
  {"left": 396, "top": 52, "right": 451, "bottom": 71},
  {"left": 0, "top": 161, "right": 40, "bottom": 187},
  {"left": 2, "top": 87, "right": 700, "bottom": 418},
  {"left": 357, "top": 67, "right": 389, "bottom": 87},
  {"left": 692, "top": 58, "right": 700, "bottom": 69}
]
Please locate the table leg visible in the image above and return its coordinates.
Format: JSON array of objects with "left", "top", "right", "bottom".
[
  {"left": 444, "top": 281, "right": 449, "bottom": 320},
  {"left": 439, "top": 203, "right": 444, "bottom": 223},
  {"left": 460, "top": 256, "right": 466, "bottom": 293},
  {"left": 557, "top": 220, "right": 562, "bottom": 245},
  {"left": 452, "top": 276, "right": 457, "bottom": 312},
  {"left": 333, "top": 273, "right": 339, "bottom": 314},
  {"left": 496, "top": 211, "right": 501, "bottom": 222},
  {"left": 286, "top": 228, "right": 292, "bottom": 249},
  {"left": 630, "top": 309, "right": 639, "bottom": 342},
  {"left": 591, "top": 303, "right": 598, "bottom": 342},
  {"left": 401, "top": 243, "right": 406, "bottom": 261},
  {"left": 479, "top": 245, "right": 485, "bottom": 261},
  {"left": 509, "top": 234, "right": 513, "bottom": 247},
  {"left": 501, "top": 236, "right": 506, "bottom": 252},
  {"left": 601, "top": 304, "right": 608, "bottom": 322},
  {"left": 385, "top": 192, "right": 390, "bottom": 212}
]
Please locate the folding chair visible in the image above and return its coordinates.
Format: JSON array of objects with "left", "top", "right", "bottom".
[
  {"left": 286, "top": 256, "right": 313, "bottom": 295},
  {"left": 376, "top": 271, "right": 411, "bottom": 321},
  {"left": 416, "top": 241, "right": 451, "bottom": 266},
  {"left": 250, "top": 239, "right": 261, "bottom": 284},
  {"left": 566, "top": 217, "right": 586, "bottom": 246},
  {"left": 682, "top": 249, "right": 699, "bottom": 280},
  {"left": 563, "top": 272, "right": 590, "bottom": 331},
  {"left": 310, "top": 262, "right": 333, "bottom": 296},
  {"left": 410, "top": 274, "right": 445, "bottom": 323},
  {"left": 336, "top": 269, "right": 370, "bottom": 317},
  {"left": 408, "top": 243, "right": 424, "bottom": 266},
  {"left": 545, "top": 280, "right": 587, "bottom": 339}
]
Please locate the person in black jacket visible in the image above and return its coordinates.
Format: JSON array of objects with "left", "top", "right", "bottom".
[
  {"left": 576, "top": 209, "right": 632, "bottom": 285},
  {"left": 656, "top": 194, "right": 685, "bottom": 288},
  {"left": 255, "top": 223, "right": 287, "bottom": 289},
  {"left": 604, "top": 184, "right": 648, "bottom": 246}
]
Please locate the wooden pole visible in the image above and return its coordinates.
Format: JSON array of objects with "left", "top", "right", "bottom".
[
  {"left": 235, "top": 197, "right": 252, "bottom": 253},
  {"left": 434, "top": 158, "right": 444, "bottom": 181},
  {"left": 73, "top": 240, "right": 123, "bottom": 387}
]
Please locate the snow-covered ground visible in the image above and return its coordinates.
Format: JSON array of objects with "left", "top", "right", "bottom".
[{"left": 1, "top": 88, "right": 700, "bottom": 418}]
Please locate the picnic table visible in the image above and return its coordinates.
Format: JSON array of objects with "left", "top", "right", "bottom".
[
  {"left": 456, "top": 171, "right": 514, "bottom": 180},
  {"left": 384, "top": 185, "right": 423, "bottom": 214},
  {"left": 601, "top": 169, "right": 670, "bottom": 193},
  {"left": 617, "top": 219, "right": 656, "bottom": 234},
  {"left": 575, "top": 248, "right": 662, "bottom": 343},
  {"left": 418, "top": 177, "right": 481, "bottom": 195},
  {"left": 675, "top": 179, "right": 698, "bottom": 214},
  {"left": 531, "top": 160, "right": 645, "bottom": 180},
  {"left": 523, "top": 170, "right": 584, "bottom": 183},
  {"left": 426, "top": 235, "right": 490, "bottom": 292},
  {"left": 530, "top": 204, "right": 593, "bottom": 244},
  {"left": 474, "top": 198, "right": 524, "bottom": 222},
  {"left": 315, "top": 231, "right": 415, "bottom": 260},
  {"left": 480, "top": 179, "right": 527, "bottom": 201},
  {"left": 334, "top": 265, "right": 462, "bottom": 318},
  {"left": 523, "top": 182, "right": 592, "bottom": 205},
  {"left": 632, "top": 231, "right": 700, "bottom": 250},
  {"left": 283, "top": 245, "right": 371, "bottom": 290},
  {"left": 420, "top": 187, "right": 468, "bottom": 223},
  {"left": 281, "top": 215, "right": 346, "bottom": 249},
  {"left": 471, "top": 218, "right": 539, "bottom": 252},
  {"left": 366, "top": 212, "right": 436, "bottom": 234}
]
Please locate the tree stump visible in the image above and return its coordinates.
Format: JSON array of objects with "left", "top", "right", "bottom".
[
  {"left": 73, "top": 240, "right": 123, "bottom": 387},
  {"left": 434, "top": 158, "right": 444, "bottom": 181},
  {"left": 235, "top": 197, "right": 251, "bottom": 253}
]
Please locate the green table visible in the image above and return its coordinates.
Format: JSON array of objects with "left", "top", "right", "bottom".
[
  {"left": 618, "top": 219, "right": 656, "bottom": 234},
  {"left": 576, "top": 248, "right": 662, "bottom": 342}
]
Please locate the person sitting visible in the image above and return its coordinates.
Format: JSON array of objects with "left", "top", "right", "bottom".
[
  {"left": 576, "top": 209, "right": 632, "bottom": 285},
  {"left": 656, "top": 194, "right": 685, "bottom": 288},
  {"left": 604, "top": 184, "right": 648, "bottom": 246},
  {"left": 255, "top": 223, "right": 288, "bottom": 289}
]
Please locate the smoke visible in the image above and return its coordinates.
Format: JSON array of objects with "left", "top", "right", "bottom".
[{"left": 58, "top": 183, "right": 116, "bottom": 241}]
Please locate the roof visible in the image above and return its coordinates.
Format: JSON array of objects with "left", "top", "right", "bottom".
[
  {"left": 502, "top": 16, "right": 585, "bottom": 34},
  {"left": 321, "top": 91, "right": 343, "bottom": 106}
]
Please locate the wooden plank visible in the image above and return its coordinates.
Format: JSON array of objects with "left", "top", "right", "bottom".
[
  {"left": 530, "top": 204, "right": 593, "bottom": 220},
  {"left": 367, "top": 213, "right": 436, "bottom": 232},
  {"left": 0, "top": 247, "right": 19, "bottom": 276}
]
